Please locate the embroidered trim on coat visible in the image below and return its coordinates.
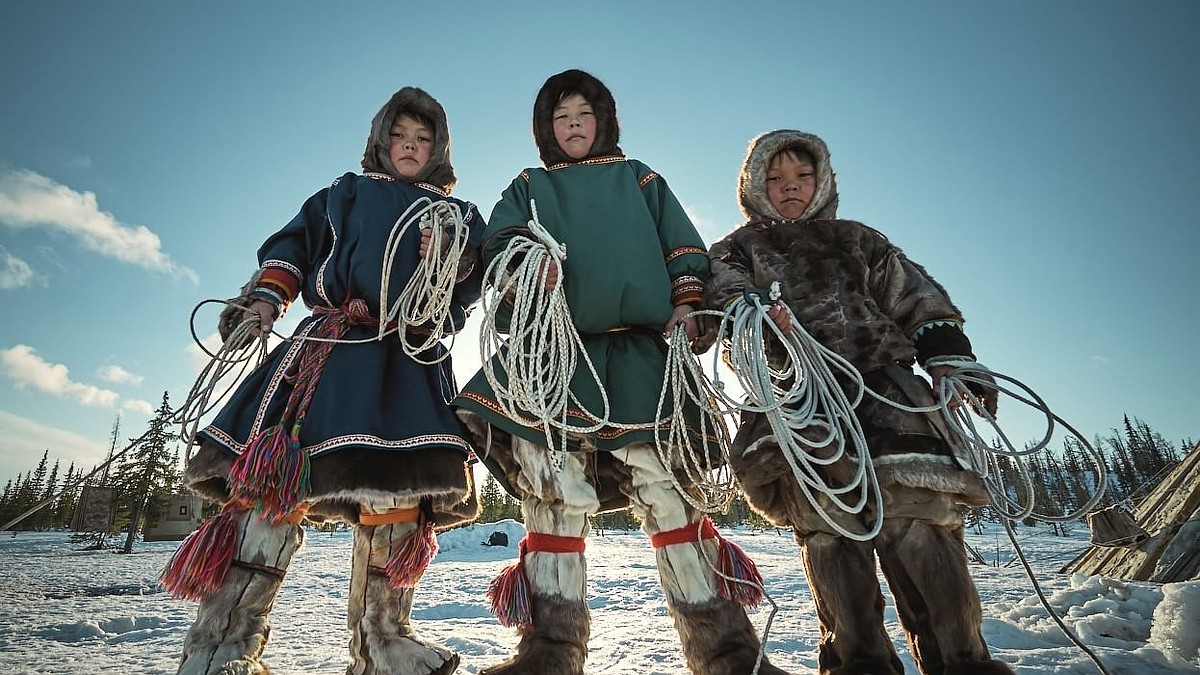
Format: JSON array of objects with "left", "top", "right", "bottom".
[
  {"left": 666, "top": 246, "right": 706, "bottom": 263},
  {"left": 544, "top": 154, "right": 627, "bottom": 172}
]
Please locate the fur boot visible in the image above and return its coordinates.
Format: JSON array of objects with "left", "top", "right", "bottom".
[
  {"left": 799, "top": 532, "right": 904, "bottom": 675},
  {"left": 347, "top": 522, "right": 458, "bottom": 675},
  {"left": 874, "top": 519, "right": 1015, "bottom": 675},
  {"left": 480, "top": 592, "right": 589, "bottom": 675},
  {"left": 671, "top": 597, "right": 794, "bottom": 675},
  {"left": 177, "top": 511, "right": 303, "bottom": 675}
]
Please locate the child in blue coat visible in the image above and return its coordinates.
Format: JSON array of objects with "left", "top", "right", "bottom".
[{"left": 167, "top": 86, "right": 484, "bottom": 675}]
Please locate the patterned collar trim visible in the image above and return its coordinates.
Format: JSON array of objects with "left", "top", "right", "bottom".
[
  {"left": 362, "top": 172, "right": 449, "bottom": 197},
  {"left": 545, "top": 154, "right": 627, "bottom": 171}
]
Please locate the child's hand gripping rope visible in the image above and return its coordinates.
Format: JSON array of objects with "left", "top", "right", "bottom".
[
  {"left": 710, "top": 282, "right": 884, "bottom": 540},
  {"left": 479, "top": 199, "right": 610, "bottom": 454},
  {"left": 174, "top": 297, "right": 273, "bottom": 459}
]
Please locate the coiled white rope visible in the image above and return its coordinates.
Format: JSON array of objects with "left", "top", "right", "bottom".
[
  {"left": 478, "top": 200, "right": 601, "bottom": 454},
  {"left": 173, "top": 302, "right": 269, "bottom": 459},
  {"left": 705, "top": 284, "right": 883, "bottom": 540},
  {"left": 657, "top": 324, "right": 738, "bottom": 513},
  {"left": 923, "top": 369, "right": 1108, "bottom": 521},
  {"left": 295, "top": 196, "right": 471, "bottom": 364},
  {"left": 478, "top": 201, "right": 736, "bottom": 501},
  {"left": 700, "top": 281, "right": 1108, "bottom": 537}
]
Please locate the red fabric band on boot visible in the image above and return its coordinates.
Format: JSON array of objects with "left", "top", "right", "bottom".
[
  {"left": 487, "top": 532, "right": 584, "bottom": 629},
  {"left": 522, "top": 532, "right": 586, "bottom": 555},
  {"left": 650, "top": 517, "right": 717, "bottom": 548}
]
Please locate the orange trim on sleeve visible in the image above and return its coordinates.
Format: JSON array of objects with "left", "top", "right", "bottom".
[{"left": 258, "top": 267, "right": 300, "bottom": 303}]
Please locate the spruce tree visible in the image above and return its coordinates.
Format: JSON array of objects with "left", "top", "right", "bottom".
[
  {"left": 117, "top": 392, "right": 181, "bottom": 553},
  {"left": 479, "top": 474, "right": 504, "bottom": 523},
  {"left": 54, "top": 463, "right": 78, "bottom": 528},
  {"left": 29, "top": 450, "right": 49, "bottom": 525},
  {"left": 37, "top": 460, "right": 60, "bottom": 530}
]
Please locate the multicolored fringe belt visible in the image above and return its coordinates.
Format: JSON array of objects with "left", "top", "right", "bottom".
[
  {"left": 224, "top": 299, "right": 380, "bottom": 520},
  {"left": 163, "top": 299, "right": 445, "bottom": 601}
]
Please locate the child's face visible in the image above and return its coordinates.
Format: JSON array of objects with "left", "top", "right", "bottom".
[
  {"left": 388, "top": 114, "right": 434, "bottom": 179},
  {"left": 765, "top": 151, "right": 817, "bottom": 220},
  {"left": 552, "top": 94, "right": 596, "bottom": 160}
]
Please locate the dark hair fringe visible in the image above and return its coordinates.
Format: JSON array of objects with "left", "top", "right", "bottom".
[
  {"left": 361, "top": 87, "right": 457, "bottom": 190},
  {"left": 532, "top": 69, "right": 621, "bottom": 166}
]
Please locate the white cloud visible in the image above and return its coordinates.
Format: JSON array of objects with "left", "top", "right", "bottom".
[
  {"left": 1088, "top": 355, "right": 1110, "bottom": 369},
  {"left": 0, "top": 245, "right": 35, "bottom": 289},
  {"left": 0, "top": 409, "right": 109, "bottom": 482},
  {"left": 64, "top": 156, "right": 92, "bottom": 170},
  {"left": 681, "top": 201, "right": 726, "bottom": 243},
  {"left": 0, "top": 169, "right": 198, "bottom": 283},
  {"left": 96, "top": 364, "right": 144, "bottom": 386},
  {"left": 185, "top": 332, "right": 228, "bottom": 375},
  {"left": 0, "top": 344, "right": 120, "bottom": 408},
  {"left": 121, "top": 398, "right": 154, "bottom": 416}
]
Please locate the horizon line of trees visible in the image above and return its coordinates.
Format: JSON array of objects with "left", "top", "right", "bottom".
[{"left": 2, "top": 412, "right": 1193, "bottom": 538}]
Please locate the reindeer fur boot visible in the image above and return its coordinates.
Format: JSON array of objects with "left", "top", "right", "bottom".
[
  {"left": 347, "top": 522, "right": 458, "bottom": 675},
  {"left": 874, "top": 519, "right": 1015, "bottom": 675},
  {"left": 177, "top": 511, "right": 303, "bottom": 675},
  {"left": 480, "top": 593, "right": 589, "bottom": 675},
  {"left": 670, "top": 597, "right": 794, "bottom": 675},
  {"left": 799, "top": 531, "right": 904, "bottom": 675}
]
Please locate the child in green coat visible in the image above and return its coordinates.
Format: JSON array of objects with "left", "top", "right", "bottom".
[{"left": 453, "top": 69, "right": 792, "bottom": 675}]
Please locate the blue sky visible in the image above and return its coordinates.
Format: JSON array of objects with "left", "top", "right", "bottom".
[{"left": 1, "top": 1, "right": 1197, "bottom": 485}]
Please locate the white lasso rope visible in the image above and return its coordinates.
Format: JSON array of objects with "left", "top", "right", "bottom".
[
  {"left": 387, "top": 197, "right": 471, "bottom": 363},
  {"left": 479, "top": 200, "right": 613, "bottom": 455},
  {"left": 295, "top": 196, "right": 470, "bottom": 364},
  {"left": 479, "top": 200, "right": 732, "bottom": 495},
  {"left": 174, "top": 303, "right": 269, "bottom": 461},
  {"left": 707, "top": 284, "right": 883, "bottom": 540},
  {"left": 704, "top": 282, "right": 1107, "bottom": 536},
  {"left": 918, "top": 370, "right": 1108, "bottom": 522},
  {"left": 657, "top": 324, "right": 738, "bottom": 513}
]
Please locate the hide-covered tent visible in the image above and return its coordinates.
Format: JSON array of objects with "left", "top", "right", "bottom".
[{"left": 1064, "top": 441, "right": 1200, "bottom": 582}]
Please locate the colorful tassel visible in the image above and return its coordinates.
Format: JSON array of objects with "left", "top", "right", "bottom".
[
  {"left": 716, "top": 537, "right": 764, "bottom": 608},
  {"left": 228, "top": 425, "right": 310, "bottom": 522},
  {"left": 650, "top": 517, "right": 765, "bottom": 608},
  {"left": 384, "top": 519, "right": 439, "bottom": 588},
  {"left": 160, "top": 507, "right": 242, "bottom": 601},
  {"left": 484, "top": 532, "right": 584, "bottom": 628},
  {"left": 486, "top": 557, "right": 532, "bottom": 628}
]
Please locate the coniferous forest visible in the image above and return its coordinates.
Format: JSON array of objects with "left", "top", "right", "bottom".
[{"left": 1, "top": 411, "right": 1193, "bottom": 540}]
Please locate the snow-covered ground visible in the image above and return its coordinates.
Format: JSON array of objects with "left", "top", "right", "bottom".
[{"left": 0, "top": 520, "right": 1197, "bottom": 674}]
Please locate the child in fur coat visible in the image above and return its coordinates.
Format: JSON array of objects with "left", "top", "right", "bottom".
[
  {"left": 164, "top": 86, "right": 484, "bottom": 675},
  {"left": 452, "top": 69, "right": 793, "bottom": 675},
  {"left": 699, "top": 129, "right": 1014, "bottom": 675}
]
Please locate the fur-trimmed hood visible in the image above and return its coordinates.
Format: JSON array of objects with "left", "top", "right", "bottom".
[
  {"left": 361, "top": 86, "right": 457, "bottom": 191},
  {"left": 533, "top": 69, "right": 622, "bottom": 166},
  {"left": 738, "top": 129, "right": 839, "bottom": 221}
]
